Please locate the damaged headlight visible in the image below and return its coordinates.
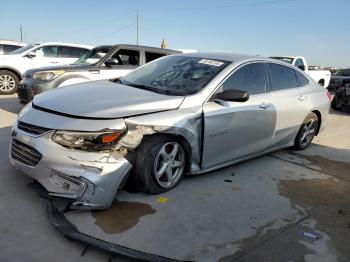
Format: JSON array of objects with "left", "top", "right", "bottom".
[
  {"left": 51, "top": 130, "right": 124, "bottom": 151},
  {"left": 32, "top": 70, "right": 65, "bottom": 81}
]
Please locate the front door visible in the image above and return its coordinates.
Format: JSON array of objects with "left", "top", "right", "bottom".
[
  {"left": 99, "top": 49, "right": 140, "bottom": 80},
  {"left": 202, "top": 62, "right": 276, "bottom": 169}
]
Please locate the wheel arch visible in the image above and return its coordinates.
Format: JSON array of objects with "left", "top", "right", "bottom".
[
  {"left": 312, "top": 110, "right": 322, "bottom": 135},
  {"left": 0, "top": 67, "right": 22, "bottom": 81}
]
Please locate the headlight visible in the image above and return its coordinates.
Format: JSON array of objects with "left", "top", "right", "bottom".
[
  {"left": 32, "top": 70, "right": 65, "bottom": 81},
  {"left": 51, "top": 130, "right": 124, "bottom": 151}
]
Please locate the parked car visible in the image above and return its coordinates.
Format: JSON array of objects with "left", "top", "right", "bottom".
[
  {"left": 0, "top": 42, "right": 92, "bottom": 94},
  {"left": 0, "top": 40, "right": 27, "bottom": 55},
  {"left": 10, "top": 53, "right": 330, "bottom": 210},
  {"left": 17, "top": 45, "right": 181, "bottom": 103},
  {"left": 270, "top": 56, "right": 331, "bottom": 88},
  {"left": 330, "top": 68, "right": 350, "bottom": 111}
]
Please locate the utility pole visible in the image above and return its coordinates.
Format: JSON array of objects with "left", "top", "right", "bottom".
[
  {"left": 20, "top": 24, "right": 23, "bottom": 42},
  {"left": 136, "top": 10, "right": 139, "bottom": 45}
]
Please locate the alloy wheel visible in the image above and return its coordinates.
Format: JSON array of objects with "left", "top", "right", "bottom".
[
  {"left": 0, "top": 74, "right": 16, "bottom": 92},
  {"left": 299, "top": 119, "right": 316, "bottom": 147},
  {"left": 153, "top": 142, "right": 185, "bottom": 189}
]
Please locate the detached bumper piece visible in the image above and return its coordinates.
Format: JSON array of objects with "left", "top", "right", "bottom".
[{"left": 47, "top": 200, "right": 180, "bottom": 262}]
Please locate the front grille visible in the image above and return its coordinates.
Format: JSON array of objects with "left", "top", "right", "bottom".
[
  {"left": 11, "top": 139, "right": 42, "bottom": 166},
  {"left": 17, "top": 86, "right": 29, "bottom": 101},
  {"left": 18, "top": 121, "right": 51, "bottom": 135}
]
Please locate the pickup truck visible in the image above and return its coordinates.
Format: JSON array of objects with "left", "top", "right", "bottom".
[
  {"left": 0, "top": 42, "right": 92, "bottom": 94},
  {"left": 270, "top": 56, "right": 331, "bottom": 88}
]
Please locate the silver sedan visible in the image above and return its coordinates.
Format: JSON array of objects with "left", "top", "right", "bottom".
[{"left": 10, "top": 53, "right": 330, "bottom": 210}]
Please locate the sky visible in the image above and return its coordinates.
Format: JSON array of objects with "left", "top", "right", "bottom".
[{"left": 1, "top": 0, "right": 349, "bottom": 67}]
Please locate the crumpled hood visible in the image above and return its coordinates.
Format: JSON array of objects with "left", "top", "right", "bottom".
[{"left": 33, "top": 80, "right": 185, "bottom": 119}]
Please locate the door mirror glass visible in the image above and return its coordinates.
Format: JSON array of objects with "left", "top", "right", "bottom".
[
  {"left": 213, "top": 89, "right": 249, "bottom": 102},
  {"left": 104, "top": 58, "right": 119, "bottom": 68},
  {"left": 25, "top": 51, "right": 36, "bottom": 58},
  {"left": 298, "top": 65, "right": 306, "bottom": 71}
]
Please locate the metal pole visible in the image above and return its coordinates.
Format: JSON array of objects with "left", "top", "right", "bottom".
[
  {"left": 20, "top": 25, "right": 23, "bottom": 42},
  {"left": 136, "top": 10, "right": 139, "bottom": 45}
]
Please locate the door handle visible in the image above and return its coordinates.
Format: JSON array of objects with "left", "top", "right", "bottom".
[
  {"left": 259, "top": 102, "right": 271, "bottom": 109},
  {"left": 298, "top": 95, "right": 308, "bottom": 101},
  {"left": 50, "top": 61, "right": 59, "bottom": 64},
  {"left": 89, "top": 69, "right": 100, "bottom": 74}
]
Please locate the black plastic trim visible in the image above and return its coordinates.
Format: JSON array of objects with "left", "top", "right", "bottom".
[{"left": 47, "top": 200, "right": 181, "bottom": 262}]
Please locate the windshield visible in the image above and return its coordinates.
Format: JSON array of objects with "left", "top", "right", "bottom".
[
  {"left": 270, "top": 57, "right": 294, "bottom": 64},
  {"left": 7, "top": 44, "right": 37, "bottom": 55},
  {"left": 334, "top": 69, "right": 350, "bottom": 77},
  {"left": 73, "top": 47, "right": 110, "bottom": 65},
  {"left": 120, "top": 55, "right": 230, "bottom": 96}
]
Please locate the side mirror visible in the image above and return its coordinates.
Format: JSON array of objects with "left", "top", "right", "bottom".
[
  {"left": 298, "top": 65, "right": 306, "bottom": 71},
  {"left": 104, "top": 58, "right": 119, "bottom": 68},
  {"left": 25, "top": 51, "right": 36, "bottom": 58},
  {"left": 212, "top": 89, "right": 249, "bottom": 102}
]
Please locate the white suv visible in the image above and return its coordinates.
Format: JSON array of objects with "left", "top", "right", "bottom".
[{"left": 0, "top": 42, "right": 92, "bottom": 94}]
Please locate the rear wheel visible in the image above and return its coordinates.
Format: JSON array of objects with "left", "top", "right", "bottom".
[
  {"left": 331, "top": 96, "right": 342, "bottom": 111},
  {"left": 0, "top": 70, "right": 19, "bottom": 94},
  {"left": 133, "top": 135, "right": 186, "bottom": 193},
  {"left": 293, "top": 112, "right": 318, "bottom": 150}
]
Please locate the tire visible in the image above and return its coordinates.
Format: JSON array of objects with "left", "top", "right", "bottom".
[
  {"left": 0, "top": 70, "right": 19, "bottom": 94},
  {"left": 293, "top": 112, "right": 318, "bottom": 151},
  {"left": 318, "top": 80, "right": 324, "bottom": 87},
  {"left": 331, "top": 96, "right": 341, "bottom": 111},
  {"left": 133, "top": 135, "right": 186, "bottom": 194}
]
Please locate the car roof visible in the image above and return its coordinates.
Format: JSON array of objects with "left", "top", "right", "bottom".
[
  {"left": 39, "top": 42, "right": 93, "bottom": 49},
  {"left": 0, "top": 40, "right": 27, "bottom": 46},
  {"left": 175, "top": 52, "right": 257, "bottom": 62},
  {"left": 107, "top": 44, "right": 181, "bottom": 54}
]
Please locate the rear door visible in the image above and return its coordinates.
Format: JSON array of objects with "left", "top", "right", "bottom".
[
  {"left": 99, "top": 49, "right": 140, "bottom": 79},
  {"left": 265, "top": 63, "right": 310, "bottom": 149},
  {"left": 202, "top": 62, "right": 276, "bottom": 169}
]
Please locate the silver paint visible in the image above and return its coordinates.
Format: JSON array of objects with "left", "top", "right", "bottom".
[{"left": 10, "top": 53, "right": 330, "bottom": 209}]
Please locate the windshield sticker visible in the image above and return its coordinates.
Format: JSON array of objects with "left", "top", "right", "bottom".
[{"left": 198, "top": 59, "right": 224, "bottom": 67}]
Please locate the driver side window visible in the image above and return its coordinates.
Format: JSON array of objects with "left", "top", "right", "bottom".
[
  {"left": 34, "top": 46, "right": 58, "bottom": 57},
  {"left": 109, "top": 49, "right": 140, "bottom": 66},
  {"left": 221, "top": 63, "right": 266, "bottom": 95}
]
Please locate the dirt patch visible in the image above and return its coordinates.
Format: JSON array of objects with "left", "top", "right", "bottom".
[
  {"left": 279, "top": 178, "right": 350, "bottom": 261},
  {"left": 92, "top": 201, "right": 156, "bottom": 234}
]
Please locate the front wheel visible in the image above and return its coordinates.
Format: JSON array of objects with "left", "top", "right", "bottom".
[
  {"left": 133, "top": 135, "right": 186, "bottom": 194},
  {"left": 0, "top": 70, "right": 19, "bottom": 94},
  {"left": 293, "top": 112, "right": 318, "bottom": 150}
]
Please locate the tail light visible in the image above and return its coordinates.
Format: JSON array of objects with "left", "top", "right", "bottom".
[{"left": 326, "top": 92, "right": 332, "bottom": 101}]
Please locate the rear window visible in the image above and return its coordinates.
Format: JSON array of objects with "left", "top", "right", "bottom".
[
  {"left": 145, "top": 52, "right": 166, "bottom": 63},
  {"left": 3, "top": 44, "right": 22, "bottom": 54},
  {"left": 59, "top": 46, "right": 89, "bottom": 58},
  {"left": 295, "top": 70, "right": 309, "bottom": 87},
  {"left": 268, "top": 63, "right": 297, "bottom": 91}
]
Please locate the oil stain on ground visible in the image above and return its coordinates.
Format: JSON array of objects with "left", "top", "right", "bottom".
[
  {"left": 92, "top": 201, "right": 156, "bottom": 234},
  {"left": 284, "top": 151, "right": 350, "bottom": 182},
  {"left": 279, "top": 178, "right": 350, "bottom": 261}
]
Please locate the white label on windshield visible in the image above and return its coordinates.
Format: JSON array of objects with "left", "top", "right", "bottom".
[{"left": 198, "top": 59, "right": 224, "bottom": 67}]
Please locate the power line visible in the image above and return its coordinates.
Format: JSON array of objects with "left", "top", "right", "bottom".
[{"left": 143, "top": 0, "right": 295, "bottom": 12}]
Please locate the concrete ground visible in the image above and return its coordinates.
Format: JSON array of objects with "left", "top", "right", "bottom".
[{"left": 0, "top": 94, "right": 349, "bottom": 261}]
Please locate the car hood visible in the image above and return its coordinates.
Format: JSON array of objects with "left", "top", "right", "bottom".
[
  {"left": 26, "top": 64, "right": 92, "bottom": 74},
  {"left": 32, "top": 80, "right": 185, "bottom": 119}
]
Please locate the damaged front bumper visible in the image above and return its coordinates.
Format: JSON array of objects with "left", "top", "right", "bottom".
[{"left": 10, "top": 126, "right": 132, "bottom": 210}]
